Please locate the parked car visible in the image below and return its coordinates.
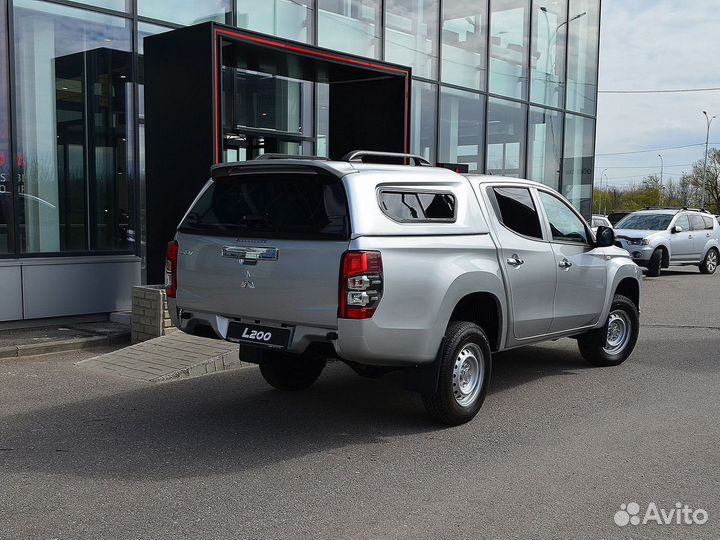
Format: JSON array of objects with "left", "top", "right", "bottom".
[
  {"left": 591, "top": 214, "right": 613, "bottom": 233},
  {"left": 166, "top": 152, "right": 642, "bottom": 425},
  {"left": 607, "top": 210, "right": 634, "bottom": 225},
  {"left": 614, "top": 209, "right": 720, "bottom": 276}
]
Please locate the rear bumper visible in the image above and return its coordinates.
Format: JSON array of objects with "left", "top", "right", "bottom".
[
  {"left": 168, "top": 299, "right": 437, "bottom": 367},
  {"left": 168, "top": 299, "right": 336, "bottom": 355}
]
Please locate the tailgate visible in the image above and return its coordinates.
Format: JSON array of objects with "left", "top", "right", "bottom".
[
  {"left": 176, "top": 234, "right": 348, "bottom": 327},
  {"left": 173, "top": 167, "right": 350, "bottom": 329}
]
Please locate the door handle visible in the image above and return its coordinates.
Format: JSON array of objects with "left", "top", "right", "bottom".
[
  {"left": 707, "top": 233, "right": 711, "bottom": 238},
  {"left": 506, "top": 255, "right": 525, "bottom": 267},
  {"left": 559, "top": 258, "right": 573, "bottom": 269},
  {"left": 689, "top": 234, "right": 693, "bottom": 239}
]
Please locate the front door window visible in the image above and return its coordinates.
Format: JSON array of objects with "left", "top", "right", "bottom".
[{"left": 537, "top": 190, "right": 589, "bottom": 244}]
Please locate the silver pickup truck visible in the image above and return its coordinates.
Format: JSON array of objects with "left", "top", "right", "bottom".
[{"left": 166, "top": 152, "right": 642, "bottom": 425}]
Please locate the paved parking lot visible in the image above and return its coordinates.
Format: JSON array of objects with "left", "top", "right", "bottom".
[{"left": 0, "top": 267, "right": 718, "bottom": 540}]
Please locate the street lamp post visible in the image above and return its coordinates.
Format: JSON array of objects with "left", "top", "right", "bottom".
[
  {"left": 658, "top": 154, "right": 664, "bottom": 206},
  {"left": 702, "top": 111, "right": 715, "bottom": 210},
  {"left": 598, "top": 168, "right": 607, "bottom": 214}
]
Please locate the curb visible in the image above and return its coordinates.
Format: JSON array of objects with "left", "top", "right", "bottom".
[{"left": 0, "top": 332, "right": 130, "bottom": 360}]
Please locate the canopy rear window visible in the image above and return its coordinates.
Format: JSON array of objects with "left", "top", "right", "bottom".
[{"left": 179, "top": 172, "right": 349, "bottom": 239}]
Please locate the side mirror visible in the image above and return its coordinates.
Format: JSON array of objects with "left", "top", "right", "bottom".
[
  {"left": 672, "top": 225, "right": 682, "bottom": 234},
  {"left": 595, "top": 226, "right": 616, "bottom": 247}
]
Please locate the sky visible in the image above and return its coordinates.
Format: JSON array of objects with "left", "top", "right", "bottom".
[{"left": 595, "top": 0, "right": 720, "bottom": 190}]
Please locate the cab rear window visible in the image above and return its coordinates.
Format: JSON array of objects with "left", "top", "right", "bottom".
[
  {"left": 179, "top": 172, "right": 349, "bottom": 239},
  {"left": 379, "top": 190, "right": 456, "bottom": 222}
]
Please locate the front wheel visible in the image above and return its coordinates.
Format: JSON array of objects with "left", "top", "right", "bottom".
[
  {"left": 699, "top": 248, "right": 718, "bottom": 274},
  {"left": 259, "top": 351, "right": 326, "bottom": 391},
  {"left": 422, "top": 322, "right": 492, "bottom": 426},
  {"left": 646, "top": 248, "right": 662, "bottom": 277},
  {"left": 578, "top": 294, "right": 639, "bottom": 367}
]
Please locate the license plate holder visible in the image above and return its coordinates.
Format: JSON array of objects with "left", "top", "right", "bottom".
[{"left": 227, "top": 322, "right": 292, "bottom": 349}]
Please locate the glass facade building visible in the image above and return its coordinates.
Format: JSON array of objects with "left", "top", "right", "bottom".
[{"left": 0, "top": 0, "right": 600, "bottom": 321}]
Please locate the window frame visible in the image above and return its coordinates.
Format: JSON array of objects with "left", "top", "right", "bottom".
[
  {"left": 535, "top": 187, "right": 593, "bottom": 246},
  {"left": 377, "top": 187, "right": 457, "bottom": 224},
  {"left": 485, "top": 183, "right": 546, "bottom": 242}
]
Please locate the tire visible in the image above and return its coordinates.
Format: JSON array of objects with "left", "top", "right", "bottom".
[
  {"left": 259, "top": 351, "right": 326, "bottom": 391},
  {"left": 646, "top": 248, "right": 662, "bottom": 277},
  {"left": 422, "top": 321, "right": 492, "bottom": 426},
  {"left": 578, "top": 294, "right": 639, "bottom": 367},
  {"left": 699, "top": 248, "right": 718, "bottom": 274}
]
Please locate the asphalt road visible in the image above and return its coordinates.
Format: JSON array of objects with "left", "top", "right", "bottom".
[{"left": 0, "top": 267, "right": 718, "bottom": 540}]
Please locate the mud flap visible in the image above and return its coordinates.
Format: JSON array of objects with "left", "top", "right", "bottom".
[{"left": 404, "top": 338, "right": 445, "bottom": 394}]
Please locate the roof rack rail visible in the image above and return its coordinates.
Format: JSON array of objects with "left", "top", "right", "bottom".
[
  {"left": 643, "top": 206, "right": 710, "bottom": 213},
  {"left": 253, "top": 153, "right": 329, "bottom": 161},
  {"left": 342, "top": 150, "right": 431, "bottom": 167}
]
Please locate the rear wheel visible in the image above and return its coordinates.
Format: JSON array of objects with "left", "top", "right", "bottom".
[
  {"left": 646, "top": 248, "right": 662, "bottom": 277},
  {"left": 259, "top": 351, "right": 326, "bottom": 391},
  {"left": 699, "top": 248, "right": 718, "bottom": 274},
  {"left": 422, "top": 321, "right": 492, "bottom": 426},
  {"left": 578, "top": 294, "right": 639, "bottom": 367}
]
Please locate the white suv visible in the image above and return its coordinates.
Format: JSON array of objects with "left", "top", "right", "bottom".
[{"left": 614, "top": 209, "right": 720, "bottom": 276}]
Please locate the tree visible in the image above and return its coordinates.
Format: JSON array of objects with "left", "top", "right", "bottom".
[{"left": 680, "top": 148, "right": 719, "bottom": 212}]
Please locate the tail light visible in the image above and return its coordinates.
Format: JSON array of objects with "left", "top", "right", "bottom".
[
  {"left": 165, "top": 240, "right": 179, "bottom": 298},
  {"left": 340, "top": 251, "right": 383, "bottom": 319}
]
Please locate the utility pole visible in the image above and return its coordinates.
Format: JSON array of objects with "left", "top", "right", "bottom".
[
  {"left": 658, "top": 154, "right": 664, "bottom": 206},
  {"left": 702, "top": 111, "right": 715, "bottom": 209}
]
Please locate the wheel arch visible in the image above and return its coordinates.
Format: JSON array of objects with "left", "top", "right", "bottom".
[
  {"left": 615, "top": 277, "right": 640, "bottom": 310},
  {"left": 656, "top": 244, "right": 670, "bottom": 268},
  {"left": 448, "top": 292, "right": 503, "bottom": 352}
]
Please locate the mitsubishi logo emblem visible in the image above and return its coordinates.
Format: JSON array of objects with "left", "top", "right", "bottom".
[{"left": 241, "top": 270, "right": 255, "bottom": 289}]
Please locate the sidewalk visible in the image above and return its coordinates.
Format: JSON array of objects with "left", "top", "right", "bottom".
[{"left": 0, "top": 321, "right": 130, "bottom": 359}]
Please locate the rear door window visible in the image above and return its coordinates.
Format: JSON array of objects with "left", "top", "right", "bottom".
[
  {"left": 490, "top": 187, "right": 543, "bottom": 239},
  {"left": 179, "top": 172, "right": 349, "bottom": 239},
  {"left": 689, "top": 214, "right": 706, "bottom": 231},
  {"left": 703, "top": 216, "right": 715, "bottom": 229}
]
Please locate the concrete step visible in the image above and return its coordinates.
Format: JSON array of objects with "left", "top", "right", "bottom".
[{"left": 0, "top": 321, "right": 130, "bottom": 359}]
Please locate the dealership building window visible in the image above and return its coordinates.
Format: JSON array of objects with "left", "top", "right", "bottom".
[
  {"left": 411, "top": 80, "right": 437, "bottom": 163},
  {"left": 13, "top": 0, "right": 134, "bottom": 253},
  {"left": 0, "top": 0, "right": 601, "bottom": 320},
  {"left": 236, "top": 0, "right": 314, "bottom": 43},
  {"left": 489, "top": 0, "right": 530, "bottom": 100},
  {"left": 318, "top": 0, "right": 382, "bottom": 59},
  {"left": 530, "top": 0, "right": 567, "bottom": 108},
  {"left": 0, "top": 0, "right": 11, "bottom": 253},
  {"left": 566, "top": 0, "right": 599, "bottom": 115},
  {"left": 487, "top": 97, "right": 527, "bottom": 178},
  {"left": 441, "top": 0, "right": 488, "bottom": 91},
  {"left": 527, "top": 106, "right": 563, "bottom": 190},
  {"left": 439, "top": 87, "right": 485, "bottom": 172},
  {"left": 385, "top": 0, "right": 438, "bottom": 80},
  {"left": 138, "top": 0, "right": 231, "bottom": 26}
]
